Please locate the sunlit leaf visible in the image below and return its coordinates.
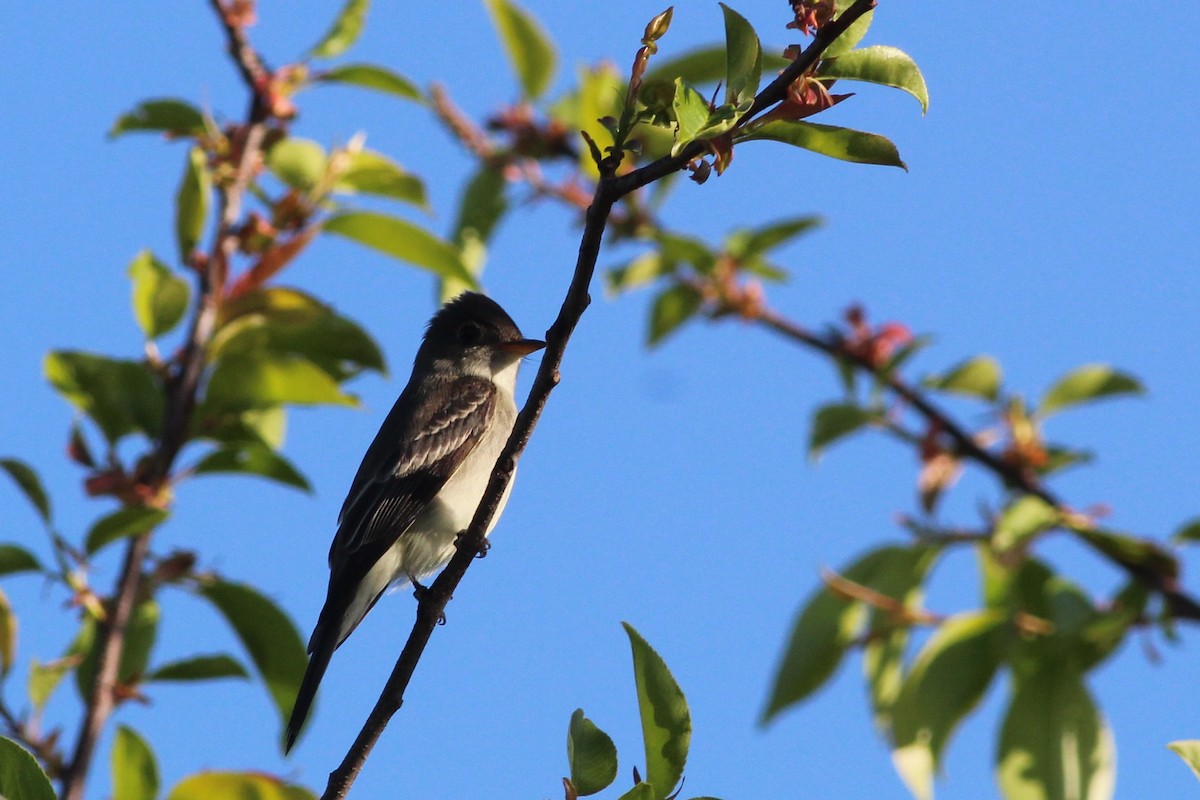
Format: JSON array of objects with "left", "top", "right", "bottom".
[
  {"left": 568, "top": 709, "right": 618, "bottom": 796},
  {"left": 923, "top": 355, "right": 1002, "bottom": 401},
  {"left": 452, "top": 165, "right": 508, "bottom": 248},
  {"left": 484, "top": 0, "right": 557, "bottom": 100},
  {"left": 819, "top": 45, "right": 929, "bottom": 113},
  {"left": 727, "top": 215, "right": 822, "bottom": 259},
  {"left": 992, "top": 496, "right": 1059, "bottom": 553},
  {"left": 112, "top": 725, "right": 159, "bottom": 800},
  {"left": 166, "top": 771, "right": 317, "bottom": 800},
  {"left": 193, "top": 443, "right": 312, "bottom": 493},
  {"left": 646, "top": 45, "right": 788, "bottom": 86},
  {"left": 109, "top": 98, "right": 206, "bottom": 139},
  {"left": 44, "top": 351, "right": 163, "bottom": 444},
  {"left": 0, "top": 589, "right": 15, "bottom": 677},
  {"left": 145, "top": 653, "right": 250, "bottom": 683},
  {"left": 199, "top": 580, "right": 307, "bottom": 736},
  {"left": 996, "top": 665, "right": 1115, "bottom": 800},
  {"left": 128, "top": 250, "right": 190, "bottom": 339},
  {"left": 824, "top": 2, "right": 874, "bottom": 59},
  {"left": 324, "top": 211, "right": 476, "bottom": 285},
  {"left": 334, "top": 149, "right": 427, "bottom": 207},
  {"left": 616, "top": 785, "right": 656, "bottom": 800},
  {"left": 29, "top": 657, "right": 74, "bottom": 711},
  {"left": 605, "top": 253, "right": 671, "bottom": 297},
  {"left": 266, "top": 138, "right": 327, "bottom": 192},
  {"left": 647, "top": 284, "right": 702, "bottom": 347},
  {"left": 809, "top": 402, "right": 875, "bottom": 459},
  {"left": 670, "top": 79, "right": 713, "bottom": 155},
  {"left": 623, "top": 623, "right": 690, "bottom": 800},
  {"left": 1039, "top": 364, "right": 1144, "bottom": 416},
  {"left": 193, "top": 407, "right": 288, "bottom": 451},
  {"left": 1168, "top": 741, "right": 1200, "bottom": 782},
  {"left": 175, "top": 145, "right": 211, "bottom": 261},
  {"left": 205, "top": 353, "right": 358, "bottom": 412},
  {"left": 316, "top": 63, "right": 422, "bottom": 102},
  {"left": 737, "top": 120, "right": 906, "bottom": 169},
  {"left": 308, "top": 0, "right": 368, "bottom": 59},
  {"left": 720, "top": 3, "right": 762, "bottom": 105},
  {"left": 85, "top": 507, "right": 170, "bottom": 556},
  {"left": 0, "top": 458, "right": 51, "bottom": 523},
  {"left": 0, "top": 736, "right": 55, "bottom": 800}
]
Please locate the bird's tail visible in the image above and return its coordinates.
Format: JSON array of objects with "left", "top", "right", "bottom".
[{"left": 284, "top": 619, "right": 337, "bottom": 753}]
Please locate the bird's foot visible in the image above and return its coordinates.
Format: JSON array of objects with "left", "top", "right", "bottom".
[
  {"left": 409, "top": 573, "right": 448, "bottom": 625},
  {"left": 455, "top": 529, "right": 491, "bottom": 559}
]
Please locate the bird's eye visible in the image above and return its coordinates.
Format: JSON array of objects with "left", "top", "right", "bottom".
[{"left": 456, "top": 322, "right": 483, "bottom": 345}]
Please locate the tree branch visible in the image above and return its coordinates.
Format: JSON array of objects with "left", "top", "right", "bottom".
[{"left": 319, "top": 5, "right": 875, "bottom": 796}]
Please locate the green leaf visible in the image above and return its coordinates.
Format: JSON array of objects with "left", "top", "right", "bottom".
[
  {"left": 0, "top": 589, "right": 15, "bottom": 677},
  {"left": 128, "top": 250, "right": 190, "bottom": 339},
  {"left": 923, "top": 355, "right": 1002, "bottom": 401},
  {"left": 193, "top": 443, "right": 311, "bottom": 493},
  {"left": 1039, "top": 364, "right": 1144, "bottom": 416},
  {"left": 809, "top": 402, "right": 874, "bottom": 459},
  {"left": 316, "top": 63, "right": 422, "bottom": 102},
  {"left": 616, "top": 785, "right": 656, "bottom": 800},
  {"left": 112, "top": 725, "right": 159, "bottom": 800},
  {"left": 727, "top": 216, "right": 822, "bottom": 259},
  {"left": 819, "top": 45, "right": 929, "bottom": 113},
  {"left": 76, "top": 601, "right": 160, "bottom": 700},
  {"left": 1073, "top": 527, "right": 1178, "bottom": 585},
  {"left": 145, "top": 653, "right": 250, "bottom": 683},
  {"left": 0, "top": 737, "right": 55, "bottom": 800},
  {"left": 1078, "top": 581, "right": 1148, "bottom": 670},
  {"left": 28, "top": 658, "right": 73, "bottom": 711},
  {"left": 889, "top": 611, "right": 1006, "bottom": 798},
  {"left": 720, "top": 4, "right": 762, "bottom": 105},
  {"left": 109, "top": 98, "right": 206, "bottom": 139},
  {"left": 334, "top": 149, "right": 427, "bottom": 208},
  {"left": 670, "top": 79, "right": 713, "bottom": 155},
  {"left": 0, "top": 458, "right": 51, "bottom": 523},
  {"left": 605, "top": 253, "right": 672, "bottom": 297},
  {"left": 167, "top": 771, "right": 317, "bottom": 800},
  {"left": 175, "top": 146, "right": 211, "bottom": 262},
  {"left": 484, "top": 0, "right": 557, "bottom": 100},
  {"left": 199, "top": 580, "right": 308, "bottom": 737},
  {"left": 646, "top": 45, "right": 788, "bottom": 86},
  {"left": 622, "top": 623, "right": 690, "bottom": 800},
  {"left": 308, "top": 0, "right": 368, "bottom": 59},
  {"left": 1168, "top": 741, "right": 1200, "bottom": 782},
  {"left": 204, "top": 353, "right": 358, "bottom": 412},
  {"left": 1172, "top": 517, "right": 1200, "bottom": 545},
  {"left": 824, "top": 2, "right": 874, "bottom": 59},
  {"left": 992, "top": 496, "right": 1059, "bottom": 553},
  {"left": 568, "top": 709, "right": 618, "bottom": 796},
  {"left": 85, "top": 507, "right": 170, "bottom": 556},
  {"left": 193, "top": 407, "right": 288, "bottom": 451},
  {"left": 266, "top": 138, "right": 327, "bottom": 193},
  {"left": 324, "top": 211, "right": 476, "bottom": 286},
  {"left": 738, "top": 120, "right": 906, "bottom": 169},
  {"left": 44, "top": 351, "right": 164, "bottom": 444},
  {"left": 0, "top": 545, "right": 42, "bottom": 578},
  {"left": 997, "top": 665, "right": 1115, "bottom": 800},
  {"left": 452, "top": 165, "right": 508, "bottom": 248},
  {"left": 647, "top": 284, "right": 703, "bottom": 347}
]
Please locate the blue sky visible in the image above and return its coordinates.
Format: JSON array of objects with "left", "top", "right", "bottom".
[{"left": 2, "top": 2, "right": 1199, "bottom": 798}]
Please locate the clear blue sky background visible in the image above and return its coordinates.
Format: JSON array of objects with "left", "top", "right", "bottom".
[{"left": 2, "top": 2, "right": 1199, "bottom": 798}]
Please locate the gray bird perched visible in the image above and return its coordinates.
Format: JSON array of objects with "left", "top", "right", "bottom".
[{"left": 285, "top": 292, "right": 544, "bottom": 752}]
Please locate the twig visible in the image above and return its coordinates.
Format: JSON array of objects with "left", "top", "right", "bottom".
[{"left": 319, "top": 3, "right": 878, "bottom": 796}]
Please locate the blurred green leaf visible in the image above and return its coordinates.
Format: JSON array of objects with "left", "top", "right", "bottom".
[
  {"left": 727, "top": 215, "right": 822, "bottom": 259},
  {"left": 0, "top": 589, "right": 15, "bottom": 677},
  {"left": 992, "top": 496, "right": 1059, "bottom": 553},
  {"left": 1039, "top": 364, "right": 1144, "bottom": 416},
  {"left": 128, "top": 250, "right": 190, "bottom": 339},
  {"left": 112, "top": 725, "right": 159, "bottom": 800},
  {"left": 647, "top": 284, "right": 703, "bottom": 347},
  {"left": 28, "top": 657, "right": 74, "bottom": 712},
  {"left": 0, "top": 545, "right": 41, "bottom": 578},
  {"left": 573, "top": 62, "right": 623, "bottom": 177},
  {"left": 809, "top": 402, "right": 875, "bottom": 459},
  {"left": 175, "top": 146, "right": 211, "bottom": 261},
  {"left": 193, "top": 407, "right": 288, "bottom": 451},
  {"left": 646, "top": 45, "right": 787, "bottom": 86},
  {"left": 484, "top": 0, "right": 557, "bottom": 100},
  {"left": 657, "top": 232, "right": 714, "bottom": 272},
  {"left": 167, "top": 771, "right": 317, "bottom": 800},
  {"left": 923, "top": 355, "right": 1002, "bottom": 401},
  {"left": 109, "top": 98, "right": 206, "bottom": 139},
  {"left": 146, "top": 653, "right": 250, "bottom": 683},
  {"left": 308, "top": 0, "right": 368, "bottom": 59},
  {"left": 720, "top": 4, "right": 762, "bottom": 105},
  {"left": 889, "top": 611, "right": 1006, "bottom": 797},
  {"left": 568, "top": 709, "right": 618, "bottom": 796},
  {"left": 0, "top": 736, "right": 55, "bottom": 800},
  {"left": 44, "top": 351, "right": 164, "bottom": 444},
  {"left": 1040, "top": 446, "right": 1095, "bottom": 476},
  {"left": 221, "top": 286, "right": 327, "bottom": 326},
  {"left": 0, "top": 458, "right": 51, "bottom": 523},
  {"left": 85, "top": 507, "right": 170, "bottom": 556},
  {"left": 205, "top": 353, "right": 358, "bottom": 412},
  {"left": 997, "top": 665, "right": 1114, "bottom": 800},
  {"left": 316, "top": 63, "right": 422, "bottom": 102},
  {"left": 1074, "top": 527, "right": 1178, "bottom": 584},
  {"left": 334, "top": 149, "right": 427, "bottom": 207},
  {"left": 605, "top": 253, "right": 672, "bottom": 297},
  {"left": 200, "top": 580, "right": 308, "bottom": 736},
  {"left": 738, "top": 120, "right": 906, "bottom": 169},
  {"left": 193, "top": 443, "right": 311, "bottom": 493},
  {"left": 452, "top": 164, "right": 508, "bottom": 248},
  {"left": 324, "top": 211, "right": 476, "bottom": 285},
  {"left": 76, "top": 601, "right": 159, "bottom": 701},
  {"left": 824, "top": 2, "right": 874, "bottom": 58},
  {"left": 623, "top": 623, "right": 690, "bottom": 800},
  {"left": 819, "top": 45, "right": 929, "bottom": 113},
  {"left": 1078, "top": 581, "right": 1147, "bottom": 670},
  {"left": 1172, "top": 517, "right": 1200, "bottom": 545},
  {"left": 1168, "top": 741, "right": 1200, "bottom": 782},
  {"left": 266, "top": 138, "right": 327, "bottom": 192}
]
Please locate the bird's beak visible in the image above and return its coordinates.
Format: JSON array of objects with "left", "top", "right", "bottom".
[{"left": 496, "top": 338, "right": 546, "bottom": 356}]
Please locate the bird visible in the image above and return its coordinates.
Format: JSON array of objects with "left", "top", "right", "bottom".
[{"left": 284, "top": 291, "right": 544, "bottom": 752}]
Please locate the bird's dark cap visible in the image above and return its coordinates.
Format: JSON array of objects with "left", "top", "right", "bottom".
[{"left": 423, "top": 291, "right": 532, "bottom": 346}]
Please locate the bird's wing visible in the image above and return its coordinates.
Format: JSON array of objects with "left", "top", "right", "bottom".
[{"left": 329, "top": 374, "right": 497, "bottom": 568}]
